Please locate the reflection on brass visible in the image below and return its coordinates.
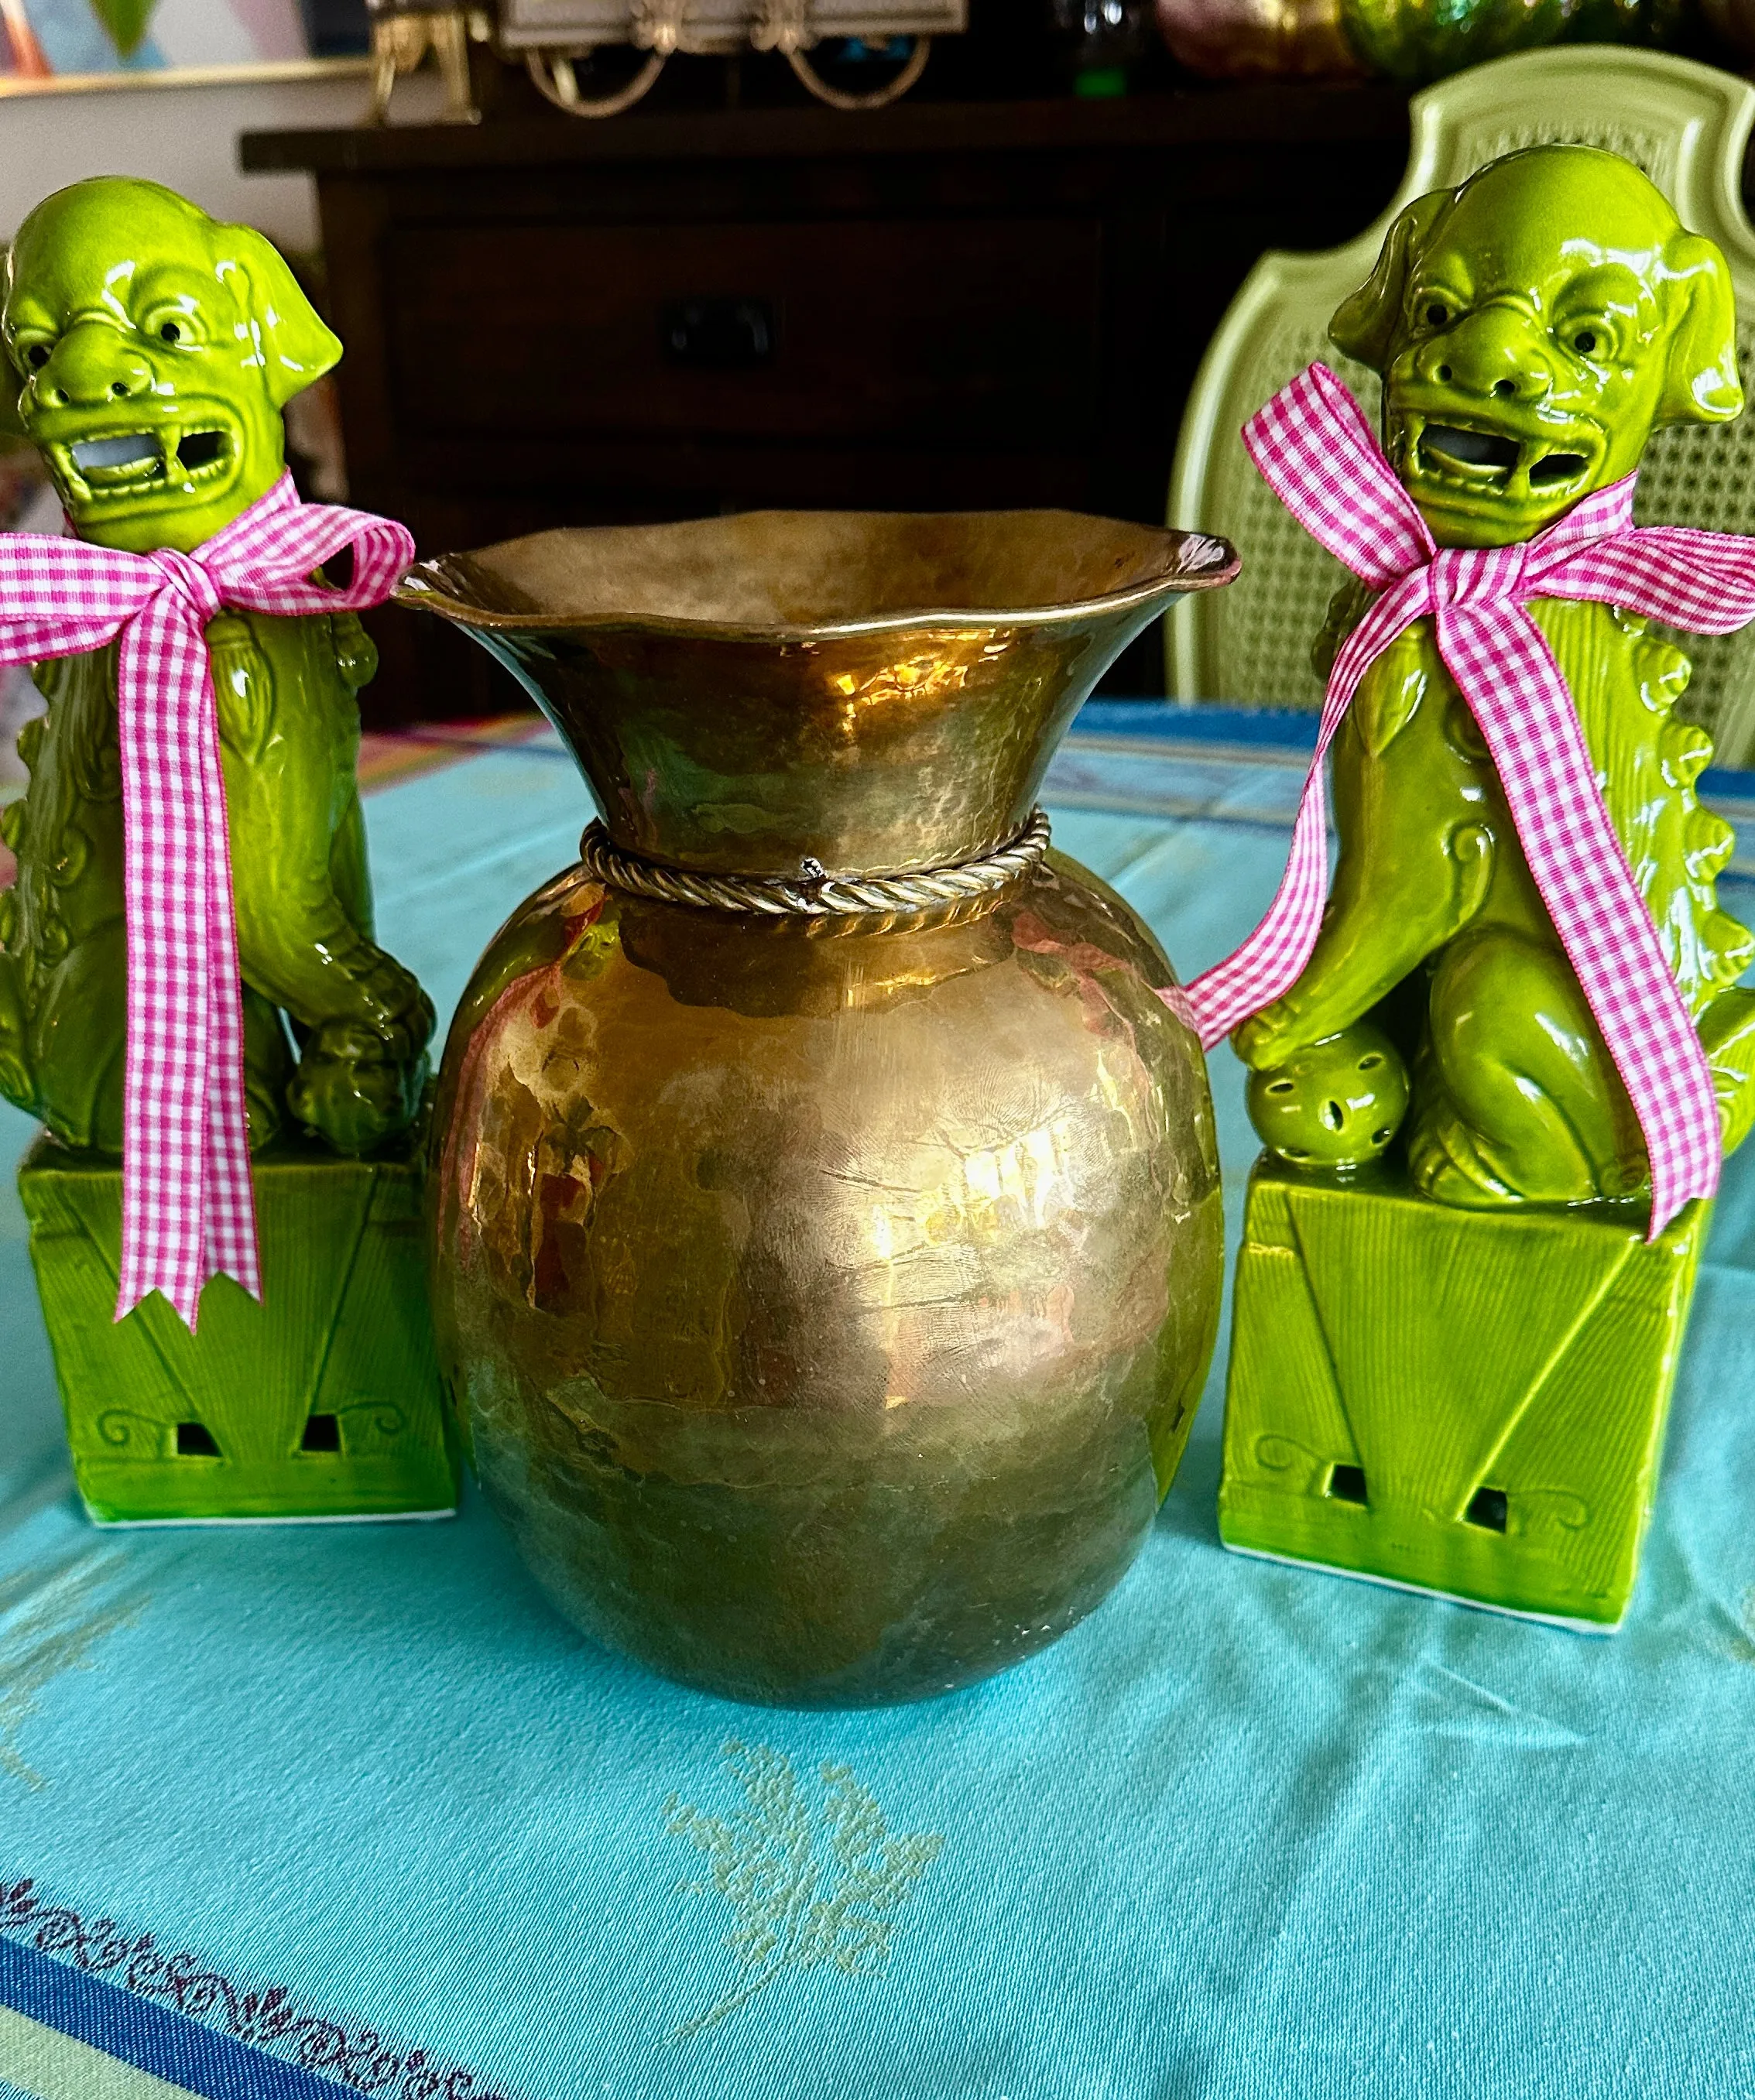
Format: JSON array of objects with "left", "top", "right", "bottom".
[
  {"left": 1156, "top": 0, "right": 1361, "bottom": 76},
  {"left": 406, "top": 509, "right": 1236, "bottom": 1708}
]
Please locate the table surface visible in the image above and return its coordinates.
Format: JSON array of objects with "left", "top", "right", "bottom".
[{"left": 2, "top": 709, "right": 1754, "bottom": 2100}]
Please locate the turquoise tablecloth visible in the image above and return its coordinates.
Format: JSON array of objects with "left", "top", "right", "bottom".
[{"left": 2, "top": 711, "right": 1754, "bottom": 2100}]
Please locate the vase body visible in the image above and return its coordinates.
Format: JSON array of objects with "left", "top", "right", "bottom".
[{"left": 413, "top": 509, "right": 1235, "bottom": 1705}]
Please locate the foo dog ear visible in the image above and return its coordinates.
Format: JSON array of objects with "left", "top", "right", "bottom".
[
  {"left": 1329, "top": 191, "right": 1451, "bottom": 375},
  {"left": 211, "top": 223, "right": 342, "bottom": 409},
  {"left": 1657, "top": 231, "right": 1743, "bottom": 427}
]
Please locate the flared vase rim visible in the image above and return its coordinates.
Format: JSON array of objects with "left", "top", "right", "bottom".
[{"left": 394, "top": 509, "right": 1240, "bottom": 642}]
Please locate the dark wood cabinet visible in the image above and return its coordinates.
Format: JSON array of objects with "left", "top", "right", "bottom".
[
  {"left": 244, "top": 87, "right": 1410, "bottom": 721},
  {"left": 386, "top": 214, "right": 1105, "bottom": 450}
]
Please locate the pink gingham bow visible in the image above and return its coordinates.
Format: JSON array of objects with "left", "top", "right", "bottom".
[
  {"left": 0, "top": 474, "right": 414, "bottom": 1327},
  {"left": 1181, "top": 361, "right": 1755, "bottom": 1238}
]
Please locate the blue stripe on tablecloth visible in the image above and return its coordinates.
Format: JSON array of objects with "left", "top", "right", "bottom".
[{"left": 0, "top": 1937, "right": 348, "bottom": 2100}]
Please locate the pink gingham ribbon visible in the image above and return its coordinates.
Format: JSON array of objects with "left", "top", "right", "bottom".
[
  {"left": 0, "top": 474, "right": 414, "bottom": 1328},
  {"left": 1182, "top": 362, "right": 1755, "bottom": 1237}
]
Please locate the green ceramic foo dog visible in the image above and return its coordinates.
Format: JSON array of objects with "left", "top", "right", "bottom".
[
  {"left": 0, "top": 179, "right": 457, "bottom": 1523},
  {"left": 1219, "top": 146, "right": 1755, "bottom": 1627}
]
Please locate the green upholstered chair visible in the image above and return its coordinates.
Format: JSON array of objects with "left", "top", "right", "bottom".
[{"left": 1166, "top": 48, "right": 1755, "bottom": 766}]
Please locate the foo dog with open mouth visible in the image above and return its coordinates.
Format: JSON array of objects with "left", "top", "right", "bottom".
[
  {"left": 1238, "top": 145, "right": 1755, "bottom": 1208},
  {"left": 0, "top": 176, "right": 433, "bottom": 1160}
]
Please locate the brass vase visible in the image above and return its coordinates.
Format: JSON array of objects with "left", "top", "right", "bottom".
[{"left": 404, "top": 509, "right": 1237, "bottom": 1707}]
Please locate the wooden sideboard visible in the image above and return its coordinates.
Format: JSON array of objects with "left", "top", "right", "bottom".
[{"left": 244, "top": 87, "right": 1411, "bottom": 721}]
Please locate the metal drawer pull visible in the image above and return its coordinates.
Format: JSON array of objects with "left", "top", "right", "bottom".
[{"left": 661, "top": 297, "right": 777, "bottom": 370}]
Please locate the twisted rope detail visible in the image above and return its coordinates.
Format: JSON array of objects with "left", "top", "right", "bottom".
[{"left": 580, "top": 810, "right": 1051, "bottom": 919}]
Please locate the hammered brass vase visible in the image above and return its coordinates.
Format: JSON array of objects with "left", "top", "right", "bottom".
[{"left": 405, "top": 509, "right": 1236, "bottom": 1707}]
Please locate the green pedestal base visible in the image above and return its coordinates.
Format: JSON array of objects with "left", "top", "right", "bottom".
[
  {"left": 20, "top": 1133, "right": 460, "bottom": 1525},
  {"left": 1218, "top": 1158, "right": 1705, "bottom": 1631}
]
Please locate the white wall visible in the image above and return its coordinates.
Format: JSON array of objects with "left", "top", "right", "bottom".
[{"left": 0, "top": 65, "right": 451, "bottom": 248}]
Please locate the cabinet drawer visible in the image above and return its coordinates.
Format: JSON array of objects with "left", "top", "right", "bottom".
[{"left": 383, "top": 217, "right": 1102, "bottom": 450}]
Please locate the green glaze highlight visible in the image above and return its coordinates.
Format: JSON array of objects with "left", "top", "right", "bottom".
[
  {"left": 20, "top": 1131, "right": 459, "bottom": 1524},
  {"left": 2, "top": 179, "right": 340, "bottom": 557},
  {"left": 1221, "top": 1161, "right": 1702, "bottom": 1629},
  {"left": 1332, "top": 148, "right": 1740, "bottom": 550},
  {"left": 1239, "top": 146, "right": 1755, "bottom": 1210},
  {"left": 1245, "top": 1019, "right": 1408, "bottom": 1170}
]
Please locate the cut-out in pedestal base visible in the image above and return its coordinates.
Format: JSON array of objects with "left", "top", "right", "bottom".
[
  {"left": 1219, "top": 1157, "right": 1705, "bottom": 1632},
  {"left": 20, "top": 1132, "right": 459, "bottom": 1525}
]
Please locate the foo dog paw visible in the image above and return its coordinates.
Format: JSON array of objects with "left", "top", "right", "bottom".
[
  {"left": 358, "top": 966, "right": 436, "bottom": 1064},
  {"left": 330, "top": 612, "right": 379, "bottom": 693},
  {"left": 1406, "top": 1103, "right": 1519, "bottom": 1208},
  {"left": 1245, "top": 1023, "right": 1409, "bottom": 1170},
  {"left": 1233, "top": 1001, "right": 1295, "bottom": 1070},
  {"left": 287, "top": 1019, "right": 429, "bottom": 1156},
  {"left": 243, "top": 1071, "right": 284, "bottom": 1155}
]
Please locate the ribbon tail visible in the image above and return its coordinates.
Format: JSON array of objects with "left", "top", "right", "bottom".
[
  {"left": 1165, "top": 365, "right": 1442, "bottom": 1046},
  {"left": 1431, "top": 604, "right": 1721, "bottom": 1241},
  {"left": 1240, "top": 365, "right": 1435, "bottom": 588},
  {"left": 198, "top": 667, "right": 262, "bottom": 1310},
  {"left": 1534, "top": 521, "right": 1755, "bottom": 641},
  {"left": 114, "top": 604, "right": 262, "bottom": 1331},
  {"left": 1166, "top": 580, "right": 1429, "bottom": 1047},
  {"left": 1157, "top": 982, "right": 1197, "bottom": 1033},
  {"left": 0, "top": 538, "right": 153, "bottom": 670},
  {"left": 1172, "top": 768, "right": 1334, "bottom": 1050},
  {"left": 115, "top": 605, "right": 214, "bottom": 1328}
]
